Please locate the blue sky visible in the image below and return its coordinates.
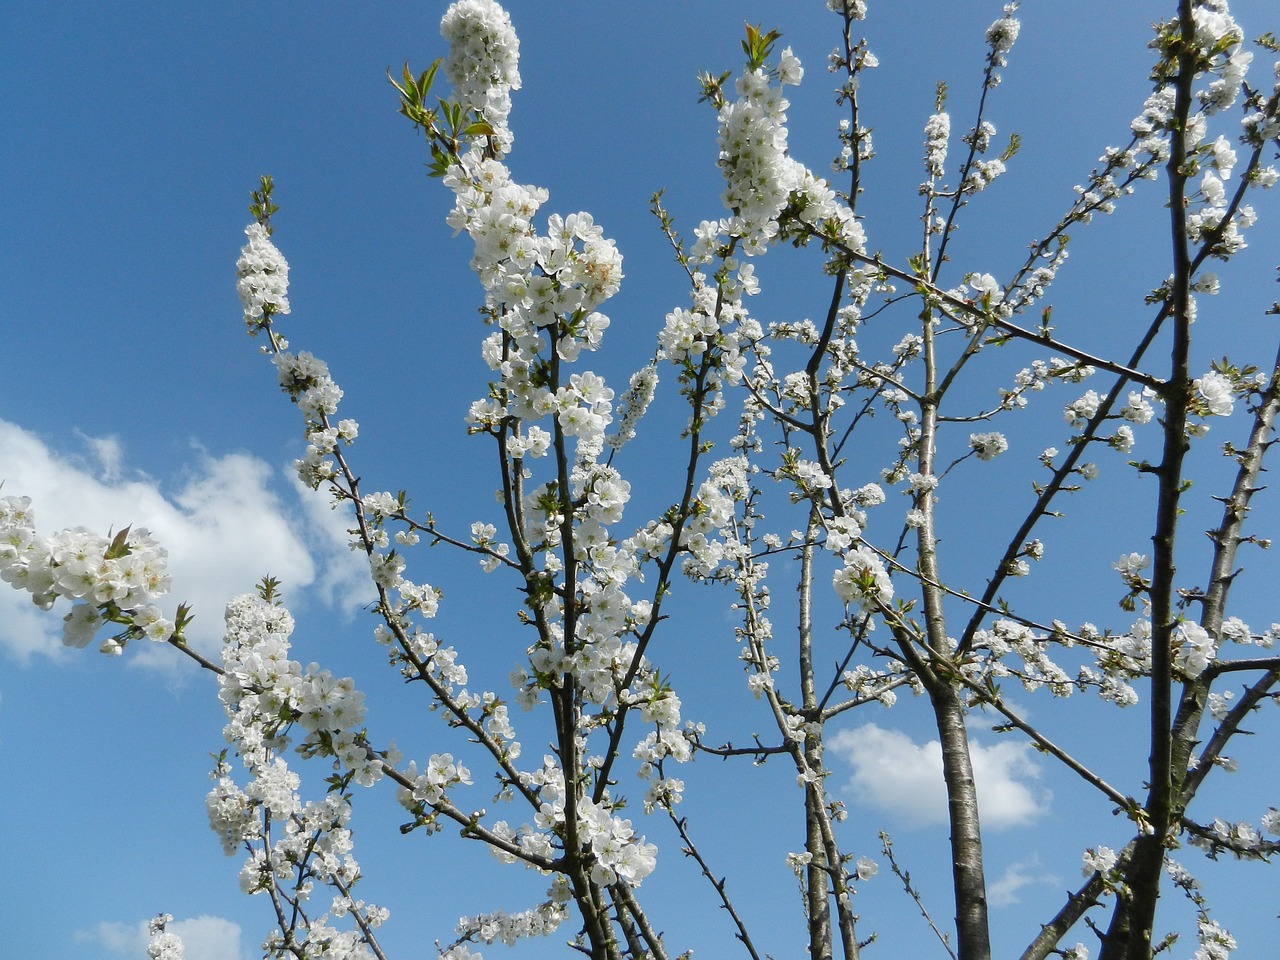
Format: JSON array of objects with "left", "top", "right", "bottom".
[{"left": 3, "top": 2, "right": 1280, "bottom": 958}]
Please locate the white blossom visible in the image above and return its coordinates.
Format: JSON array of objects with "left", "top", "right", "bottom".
[
  {"left": 236, "top": 223, "right": 290, "bottom": 325},
  {"left": 441, "top": 0, "right": 521, "bottom": 154},
  {"left": 969, "top": 431, "right": 1007, "bottom": 461}
]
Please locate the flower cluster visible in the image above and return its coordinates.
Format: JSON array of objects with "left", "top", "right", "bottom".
[
  {"left": 1173, "top": 620, "right": 1217, "bottom": 679},
  {"left": 146, "top": 915, "right": 184, "bottom": 960},
  {"left": 1187, "top": 158, "right": 1256, "bottom": 260},
  {"left": 236, "top": 215, "right": 363, "bottom": 493},
  {"left": 440, "top": 0, "right": 521, "bottom": 154},
  {"left": 1079, "top": 620, "right": 1152, "bottom": 707},
  {"left": 1191, "top": 369, "right": 1235, "bottom": 421},
  {"left": 1063, "top": 389, "right": 1102, "bottom": 428},
  {"left": 827, "top": 0, "right": 867, "bottom": 17},
  {"left": 968, "top": 431, "right": 1008, "bottom": 461},
  {"left": 1082, "top": 845, "right": 1118, "bottom": 876},
  {"left": 395, "top": 752, "right": 472, "bottom": 809},
  {"left": 577, "top": 798, "right": 659, "bottom": 886},
  {"left": 606, "top": 363, "right": 659, "bottom": 450},
  {"left": 207, "top": 594, "right": 389, "bottom": 958},
  {"left": 454, "top": 898, "right": 568, "bottom": 949},
  {"left": 971, "top": 619, "right": 1073, "bottom": 695},
  {"left": 0, "top": 496, "right": 176, "bottom": 652},
  {"left": 271, "top": 350, "right": 359, "bottom": 486},
  {"left": 989, "top": 358, "right": 1093, "bottom": 415},
  {"left": 445, "top": 166, "right": 624, "bottom": 443},
  {"left": 985, "top": 8, "right": 1020, "bottom": 66},
  {"left": 220, "top": 596, "right": 380, "bottom": 782},
  {"left": 923, "top": 111, "right": 950, "bottom": 179},
  {"left": 236, "top": 223, "right": 291, "bottom": 329},
  {"left": 1194, "top": 918, "right": 1237, "bottom": 960},
  {"left": 707, "top": 46, "right": 865, "bottom": 257},
  {"left": 482, "top": 755, "right": 659, "bottom": 890},
  {"left": 716, "top": 67, "right": 801, "bottom": 253},
  {"left": 833, "top": 546, "right": 893, "bottom": 612},
  {"left": 631, "top": 680, "right": 699, "bottom": 811},
  {"left": 1189, "top": 2, "right": 1248, "bottom": 114},
  {"left": 194, "top": 4, "right": 1280, "bottom": 959}
]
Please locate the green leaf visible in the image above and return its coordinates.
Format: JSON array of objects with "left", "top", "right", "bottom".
[
  {"left": 103, "top": 526, "right": 133, "bottom": 560},
  {"left": 741, "top": 23, "right": 782, "bottom": 71},
  {"left": 256, "top": 575, "right": 282, "bottom": 603},
  {"left": 1001, "top": 132, "right": 1022, "bottom": 162},
  {"left": 419, "top": 59, "right": 441, "bottom": 97}
]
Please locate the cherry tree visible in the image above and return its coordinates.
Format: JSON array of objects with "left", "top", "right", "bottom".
[{"left": 4, "top": 2, "right": 1280, "bottom": 959}]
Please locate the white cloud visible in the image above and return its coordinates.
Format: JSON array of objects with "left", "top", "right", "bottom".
[
  {"left": 829, "top": 722, "right": 1051, "bottom": 829},
  {"left": 171, "top": 916, "right": 248, "bottom": 960},
  {"left": 86, "top": 914, "right": 247, "bottom": 960},
  {"left": 289, "top": 472, "right": 371, "bottom": 612},
  {"left": 78, "top": 432, "right": 125, "bottom": 483},
  {"left": 987, "top": 856, "right": 1059, "bottom": 907},
  {"left": 82, "top": 919, "right": 141, "bottom": 955},
  {"left": 0, "top": 418, "right": 366, "bottom": 663}
]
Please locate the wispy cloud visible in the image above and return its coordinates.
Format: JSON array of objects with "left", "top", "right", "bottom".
[
  {"left": 288, "top": 472, "right": 371, "bottom": 612},
  {"left": 829, "top": 722, "right": 1051, "bottom": 829},
  {"left": 85, "top": 914, "right": 247, "bottom": 960},
  {"left": 988, "top": 855, "right": 1059, "bottom": 907},
  {"left": 0, "top": 418, "right": 367, "bottom": 663}
]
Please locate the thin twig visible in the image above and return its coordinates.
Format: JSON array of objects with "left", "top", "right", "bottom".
[{"left": 880, "top": 832, "right": 956, "bottom": 960}]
